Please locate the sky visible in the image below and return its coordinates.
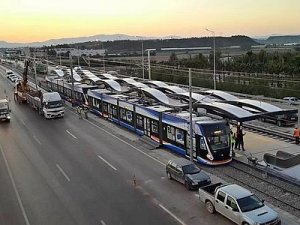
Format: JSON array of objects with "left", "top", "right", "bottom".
[{"left": 1, "top": 0, "right": 299, "bottom": 43}]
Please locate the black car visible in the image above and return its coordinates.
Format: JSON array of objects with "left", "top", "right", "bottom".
[{"left": 166, "top": 158, "right": 211, "bottom": 190}]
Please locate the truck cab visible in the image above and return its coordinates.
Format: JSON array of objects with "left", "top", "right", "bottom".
[
  {"left": 0, "top": 99, "right": 11, "bottom": 122},
  {"left": 42, "top": 92, "right": 65, "bottom": 119},
  {"left": 199, "top": 183, "right": 281, "bottom": 225}
]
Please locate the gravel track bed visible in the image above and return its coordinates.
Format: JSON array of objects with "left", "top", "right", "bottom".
[{"left": 200, "top": 162, "right": 300, "bottom": 218}]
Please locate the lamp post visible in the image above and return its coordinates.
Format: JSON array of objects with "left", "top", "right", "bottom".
[
  {"left": 206, "top": 28, "right": 216, "bottom": 90},
  {"left": 189, "top": 68, "right": 193, "bottom": 162},
  {"left": 141, "top": 40, "right": 145, "bottom": 80},
  {"left": 145, "top": 49, "right": 156, "bottom": 80}
]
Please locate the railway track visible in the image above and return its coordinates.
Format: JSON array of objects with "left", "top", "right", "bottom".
[{"left": 201, "top": 161, "right": 300, "bottom": 217}]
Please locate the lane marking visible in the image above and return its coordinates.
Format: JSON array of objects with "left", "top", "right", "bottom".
[
  {"left": 159, "top": 204, "right": 186, "bottom": 225},
  {"left": 79, "top": 113, "right": 165, "bottom": 166},
  {"left": 0, "top": 143, "right": 31, "bottom": 225},
  {"left": 21, "top": 119, "right": 26, "bottom": 126},
  {"left": 33, "top": 135, "right": 41, "bottom": 145},
  {"left": 56, "top": 164, "right": 71, "bottom": 182},
  {"left": 100, "top": 220, "right": 107, "bottom": 225},
  {"left": 66, "top": 130, "right": 77, "bottom": 139},
  {"left": 97, "top": 155, "right": 117, "bottom": 171}
]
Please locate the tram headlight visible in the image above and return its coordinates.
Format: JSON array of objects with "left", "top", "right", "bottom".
[{"left": 206, "top": 153, "right": 213, "bottom": 161}]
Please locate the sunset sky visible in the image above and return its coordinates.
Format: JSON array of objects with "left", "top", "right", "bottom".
[{"left": 1, "top": 0, "right": 299, "bottom": 43}]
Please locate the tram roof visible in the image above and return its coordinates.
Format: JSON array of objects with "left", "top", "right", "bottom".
[{"left": 193, "top": 102, "right": 260, "bottom": 122}]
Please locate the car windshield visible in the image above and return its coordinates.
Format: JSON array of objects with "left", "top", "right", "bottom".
[
  {"left": 46, "top": 100, "right": 63, "bottom": 109},
  {"left": 237, "top": 194, "right": 264, "bottom": 212},
  {"left": 182, "top": 163, "right": 200, "bottom": 174}
]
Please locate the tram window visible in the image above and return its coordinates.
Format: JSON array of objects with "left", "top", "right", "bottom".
[
  {"left": 112, "top": 106, "right": 118, "bottom": 117},
  {"left": 120, "top": 108, "right": 126, "bottom": 120},
  {"left": 103, "top": 103, "right": 108, "bottom": 112},
  {"left": 200, "top": 137, "right": 206, "bottom": 150},
  {"left": 176, "top": 129, "right": 184, "bottom": 145},
  {"left": 167, "top": 126, "right": 175, "bottom": 141},
  {"left": 151, "top": 121, "right": 158, "bottom": 134},
  {"left": 126, "top": 111, "right": 132, "bottom": 122},
  {"left": 136, "top": 115, "right": 143, "bottom": 128}
]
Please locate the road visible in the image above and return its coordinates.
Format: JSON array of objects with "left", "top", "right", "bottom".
[{"left": 0, "top": 66, "right": 231, "bottom": 225}]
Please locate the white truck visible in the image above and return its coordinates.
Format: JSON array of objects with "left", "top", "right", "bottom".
[
  {"left": 0, "top": 99, "right": 11, "bottom": 122},
  {"left": 199, "top": 183, "right": 281, "bottom": 225},
  {"left": 26, "top": 90, "right": 64, "bottom": 119}
]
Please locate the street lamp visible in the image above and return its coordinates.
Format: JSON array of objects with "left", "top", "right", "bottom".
[
  {"left": 145, "top": 49, "right": 156, "bottom": 80},
  {"left": 206, "top": 28, "right": 216, "bottom": 90},
  {"left": 141, "top": 40, "right": 145, "bottom": 80}
]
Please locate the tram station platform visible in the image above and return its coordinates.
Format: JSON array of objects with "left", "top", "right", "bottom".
[{"left": 233, "top": 131, "right": 300, "bottom": 185}]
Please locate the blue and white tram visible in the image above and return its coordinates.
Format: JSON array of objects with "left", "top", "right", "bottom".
[
  {"left": 87, "top": 89, "right": 231, "bottom": 165},
  {"left": 46, "top": 79, "right": 231, "bottom": 165}
]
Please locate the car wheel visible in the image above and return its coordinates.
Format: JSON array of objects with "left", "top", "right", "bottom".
[
  {"left": 167, "top": 172, "right": 172, "bottom": 180},
  {"left": 205, "top": 201, "right": 215, "bottom": 214},
  {"left": 185, "top": 181, "right": 191, "bottom": 190},
  {"left": 242, "top": 223, "right": 250, "bottom": 225}
]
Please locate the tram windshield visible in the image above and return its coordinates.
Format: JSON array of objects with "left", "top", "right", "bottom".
[{"left": 203, "top": 122, "right": 230, "bottom": 151}]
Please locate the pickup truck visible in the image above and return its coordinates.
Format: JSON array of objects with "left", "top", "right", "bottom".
[
  {"left": 26, "top": 90, "right": 64, "bottom": 119},
  {"left": 199, "top": 183, "right": 281, "bottom": 225}
]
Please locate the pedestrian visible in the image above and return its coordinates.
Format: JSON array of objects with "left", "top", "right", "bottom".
[
  {"left": 230, "top": 130, "right": 236, "bottom": 151},
  {"left": 294, "top": 127, "right": 300, "bottom": 144},
  {"left": 77, "top": 106, "right": 82, "bottom": 119},
  {"left": 237, "top": 126, "right": 246, "bottom": 151}
]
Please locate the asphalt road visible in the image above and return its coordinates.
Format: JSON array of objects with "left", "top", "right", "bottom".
[{"left": 0, "top": 66, "right": 232, "bottom": 225}]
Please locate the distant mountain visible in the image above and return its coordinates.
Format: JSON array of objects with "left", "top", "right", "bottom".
[
  {"left": 0, "top": 34, "right": 179, "bottom": 48},
  {"left": 255, "top": 35, "right": 300, "bottom": 45}
]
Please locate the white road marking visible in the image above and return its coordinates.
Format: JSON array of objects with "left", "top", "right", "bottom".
[
  {"left": 21, "top": 119, "right": 26, "bottom": 126},
  {"left": 33, "top": 135, "right": 41, "bottom": 145},
  {"left": 144, "top": 179, "right": 153, "bottom": 184},
  {"left": 100, "top": 220, "right": 107, "bottom": 225},
  {"left": 159, "top": 204, "right": 186, "bottom": 225},
  {"left": 0, "top": 143, "right": 31, "bottom": 225},
  {"left": 56, "top": 164, "right": 71, "bottom": 182},
  {"left": 66, "top": 130, "right": 77, "bottom": 139},
  {"left": 194, "top": 193, "right": 200, "bottom": 198},
  {"left": 67, "top": 107, "right": 165, "bottom": 166},
  {"left": 82, "top": 115, "right": 164, "bottom": 166},
  {"left": 97, "top": 155, "right": 117, "bottom": 171}
]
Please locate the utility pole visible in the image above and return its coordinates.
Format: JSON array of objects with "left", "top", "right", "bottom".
[
  {"left": 189, "top": 68, "right": 193, "bottom": 162},
  {"left": 142, "top": 40, "right": 145, "bottom": 80},
  {"left": 69, "top": 54, "right": 75, "bottom": 106},
  {"left": 206, "top": 28, "right": 216, "bottom": 90},
  {"left": 146, "top": 49, "right": 155, "bottom": 80},
  {"left": 33, "top": 53, "right": 38, "bottom": 89},
  {"left": 77, "top": 46, "right": 80, "bottom": 67}
]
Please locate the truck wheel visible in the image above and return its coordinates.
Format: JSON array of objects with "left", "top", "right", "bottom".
[
  {"left": 167, "top": 172, "right": 172, "bottom": 180},
  {"left": 205, "top": 201, "right": 215, "bottom": 214}
]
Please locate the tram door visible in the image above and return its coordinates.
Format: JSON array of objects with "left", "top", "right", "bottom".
[{"left": 144, "top": 118, "right": 151, "bottom": 136}]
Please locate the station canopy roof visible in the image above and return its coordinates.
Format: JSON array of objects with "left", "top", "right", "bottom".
[
  {"left": 193, "top": 102, "right": 261, "bottom": 122},
  {"left": 202, "top": 90, "right": 239, "bottom": 101},
  {"left": 141, "top": 88, "right": 188, "bottom": 108},
  {"left": 226, "top": 99, "right": 298, "bottom": 115}
]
